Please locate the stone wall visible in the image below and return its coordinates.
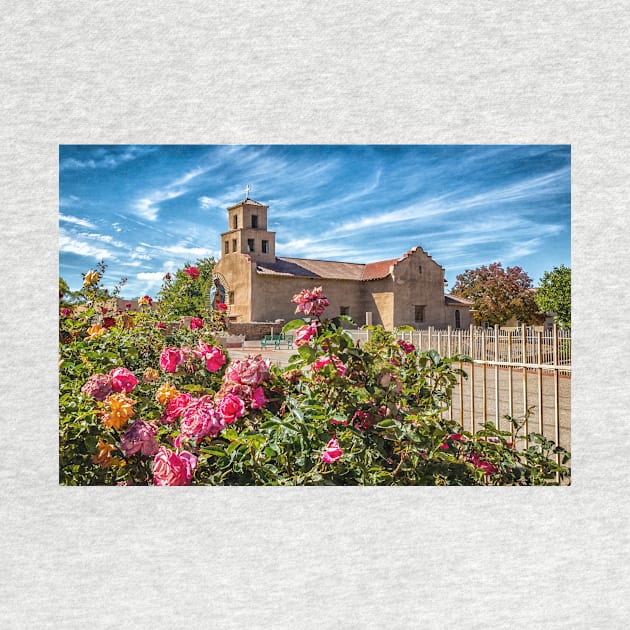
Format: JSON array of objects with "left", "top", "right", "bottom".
[{"left": 227, "top": 320, "right": 287, "bottom": 340}]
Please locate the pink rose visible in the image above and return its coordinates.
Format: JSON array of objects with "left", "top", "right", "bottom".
[
  {"left": 312, "top": 354, "right": 346, "bottom": 377},
  {"left": 120, "top": 419, "right": 159, "bottom": 457},
  {"left": 468, "top": 452, "right": 498, "bottom": 476},
  {"left": 109, "top": 367, "right": 138, "bottom": 393},
  {"left": 164, "top": 392, "right": 193, "bottom": 424},
  {"left": 291, "top": 286, "right": 330, "bottom": 317},
  {"left": 294, "top": 322, "right": 319, "bottom": 347},
  {"left": 60, "top": 307, "right": 72, "bottom": 318},
  {"left": 190, "top": 317, "right": 204, "bottom": 330},
  {"left": 81, "top": 373, "right": 113, "bottom": 401},
  {"left": 180, "top": 395, "right": 225, "bottom": 439},
  {"left": 184, "top": 266, "right": 199, "bottom": 280},
  {"left": 159, "top": 347, "right": 183, "bottom": 373},
  {"left": 217, "top": 393, "right": 246, "bottom": 425},
  {"left": 153, "top": 447, "right": 198, "bottom": 486},
  {"left": 195, "top": 343, "right": 226, "bottom": 373},
  {"left": 396, "top": 339, "right": 415, "bottom": 354},
  {"left": 217, "top": 302, "right": 228, "bottom": 311},
  {"left": 321, "top": 436, "right": 343, "bottom": 463},
  {"left": 224, "top": 355, "right": 270, "bottom": 387},
  {"left": 251, "top": 386, "right": 267, "bottom": 409}
]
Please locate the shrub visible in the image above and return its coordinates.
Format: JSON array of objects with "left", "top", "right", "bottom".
[{"left": 59, "top": 275, "right": 570, "bottom": 485}]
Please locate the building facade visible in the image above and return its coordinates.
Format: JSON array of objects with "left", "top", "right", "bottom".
[{"left": 213, "top": 196, "right": 472, "bottom": 329}]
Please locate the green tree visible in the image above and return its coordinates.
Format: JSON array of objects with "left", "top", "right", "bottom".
[
  {"left": 156, "top": 257, "right": 217, "bottom": 319},
  {"left": 452, "top": 262, "right": 543, "bottom": 326},
  {"left": 59, "top": 277, "right": 78, "bottom": 307},
  {"left": 535, "top": 265, "right": 571, "bottom": 328}
]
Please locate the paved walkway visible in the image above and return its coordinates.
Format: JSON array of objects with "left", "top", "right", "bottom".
[{"left": 226, "top": 341, "right": 295, "bottom": 366}]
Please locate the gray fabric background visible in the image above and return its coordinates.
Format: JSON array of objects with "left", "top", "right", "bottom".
[{"left": 1, "top": 1, "right": 627, "bottom": 627}]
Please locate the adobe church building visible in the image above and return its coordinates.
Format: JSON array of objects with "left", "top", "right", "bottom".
[{"left": 213, "top": 196, "right": 472, "bottom": 330}]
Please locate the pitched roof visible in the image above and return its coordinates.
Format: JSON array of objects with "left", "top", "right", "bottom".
[
  {"left": 445, "top": 294, "right": 473, "bottom": 306},
  {"left": 256, "top": 257, "right": 365, "bottom": 280},
  {"left": 255, "top": 247, "right": 443, "bottom": 282},
  {"left": 361, "top": 259, "right": 396, "bottom": 280},
  {"left": 227, "top": 197, "right": 267, "bottom": 210}
]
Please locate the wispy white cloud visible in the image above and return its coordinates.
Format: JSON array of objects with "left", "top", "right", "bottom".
[
  {"left": 135, "top": 189, "right": 185, "bottom": 221},
  {"left": 59, "top": 213, "right": 97, "bottom": 229},
  {"left": 133, "top": 164, "right": 220, "bottom": 221},
  {"left": 59, "top": 228, "right": 113, "bottom": 260},
  {"left": 160, "top": 244, "right": 217, "bottom": 258},
  {"left": 59, "top": 145, "right": 156, "bottom": 171},
  {"left": 85, "top": 232, "right": 126, "bottom": 248},
  {"left": 137, "top": 271, "right": 165, "bottom": 282}
]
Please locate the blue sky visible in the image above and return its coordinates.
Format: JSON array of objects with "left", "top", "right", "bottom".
[{"left": 59, "top": 144, "right": 570, "bottom": 298}]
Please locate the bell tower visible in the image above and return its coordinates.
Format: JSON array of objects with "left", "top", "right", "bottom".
[{"left": 220, "top": 190, "right": 276, "bottom": 263}]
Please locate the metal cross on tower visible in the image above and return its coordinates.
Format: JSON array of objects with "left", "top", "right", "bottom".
[{"left": 245, "top": 184, "right": 251, "bottom": 198}]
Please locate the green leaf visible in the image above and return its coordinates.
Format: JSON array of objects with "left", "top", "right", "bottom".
[
  {"left": 375, "top": 419, "right": 396, "bottom": 428},
  {"left": 282, "top": 319, "right": 306, "bottom": 333},
  {"left": 298, "top": 345, "right": 316, "bottom": 362}
]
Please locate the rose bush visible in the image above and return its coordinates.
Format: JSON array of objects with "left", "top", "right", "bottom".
[{"left": 60, "top": 270, "right": 570, "bottom": 485}]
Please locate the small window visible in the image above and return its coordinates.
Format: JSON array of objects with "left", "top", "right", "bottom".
[
  {"left": 340, "top": 306, "right": 350, "bottom": 316},
  {"left": 232, "top": 239, "right": 237, "bottom": 252},
  {"left": 251, "top": 215, "right": 258, "bottom": 228},
  {"left": 262, "top": 240, "right": 269, "bottom": 253},
  {"left": 232, "top": 215, "right": 238, "bottom": 229},
  {"left": 414, "top": 305, "right": 426, "bottom": 322},
  {"left": 224, "top": 240, "right": 229, "bottom": 255},
  {"left": 418, "top": 265, "right": 422, "bottom": 274},
  {"left": 247, "top": 239, "right": 255, "bottom": 252},
  {"left": 455, "top": 309, "right": 461, "bottom": 329}
]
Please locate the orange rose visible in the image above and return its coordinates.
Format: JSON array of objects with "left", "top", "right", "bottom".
[
  {"left": 92, "top": 439, "right": 117, "bottom": 468},
  {"left": 102, "top": 392, "right": 136, "bottom": 429},
  {"left": 143, "top": 367, "right": 160, "bottom": 383},
  {"left": 155, "top": 381, "right": 179, "bottom": 405},
  {"left": 86, "top": 324, "right": 106, "bottom": 340}
]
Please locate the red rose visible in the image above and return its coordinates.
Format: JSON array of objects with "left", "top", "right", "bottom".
[
  {"left": 185, "top": 266, "right": 200, "bottom": 280},
  {"left": 190, "top": 317, "right": 204, "bottom": 330}
]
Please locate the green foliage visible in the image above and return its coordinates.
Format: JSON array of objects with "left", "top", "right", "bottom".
[
  {"left": 60, "top": 275, "right": 570, "bottom": 486},
  {"left": 535, "top": 265, "right": 571, "bottom": 328},
  {"left": 452, "top": 262, "right": 543, "bottom": 326},
  {"left": 58, "top": 265, "right": 224, "bottom": 485},
  {"left": 156, "top": 257, "right": 217, "bottom": 319}
]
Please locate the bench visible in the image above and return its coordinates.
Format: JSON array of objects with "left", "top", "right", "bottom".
[{"left": 260, "top": 334, "right": 294, "bottom": 349}]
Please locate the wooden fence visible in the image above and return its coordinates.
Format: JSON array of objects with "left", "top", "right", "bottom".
[{"left": 352, "top": 325, "right": 571, "bottom": 452}]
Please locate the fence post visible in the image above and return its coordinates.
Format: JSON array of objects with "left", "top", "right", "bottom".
[
  {"left": 481, "top": 326, "right": 487, "bottom": 425},
  {"left": 469, "top": 324, "right": 475, "bottom": 433},
  {"left": 553, "top": 324, "right": 561, "bottom": 480},
  {"left": 521, "top": 325, "right": 529, "bottom": 447},
  {"left": 494, "top": 324, "right": 500, "bottom": 429},
  {"left": 537, "top": 330, "right": 544, "bottom": 435}
]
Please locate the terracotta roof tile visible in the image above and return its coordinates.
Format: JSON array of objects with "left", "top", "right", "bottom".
[{"left": 361, "top": 259, "right": 396, "bottom": 280}]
